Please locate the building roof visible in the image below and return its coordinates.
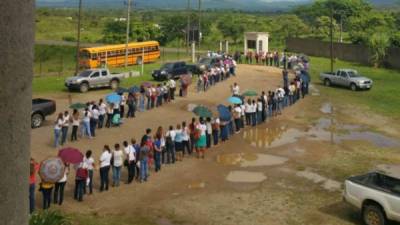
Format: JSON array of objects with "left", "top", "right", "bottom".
[{"left": 245, "top": 32, "right": 269, "bottom": 36}]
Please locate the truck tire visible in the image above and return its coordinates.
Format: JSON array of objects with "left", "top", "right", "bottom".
[
  {"left": 31, "top": 113, "right": 44, "bottom": 128},
  {"left": 324, "top": 79, "right": 331, "bottom": 87},
  {"left": 363, "top": 204, "right": 386, "bottom": 225},
  {"left": 110, "top": 79, "right": 119, "bottom": 90},
  {"left": 350, "top": 83, "right": 357, "bottom": 91},
  {"left": 80, "top": 83, "right": 89, "bottom": 93}
]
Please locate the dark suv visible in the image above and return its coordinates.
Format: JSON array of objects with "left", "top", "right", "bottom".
[{"left": 152, "top": 61, "right": 191, "bottom": 81}]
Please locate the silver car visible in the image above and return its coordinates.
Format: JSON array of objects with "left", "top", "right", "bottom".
[{"left": 320, "top": 69, "right": 373, "bottom": 91}]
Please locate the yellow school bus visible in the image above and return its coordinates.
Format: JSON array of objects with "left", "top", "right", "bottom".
[{"left": 79, "top": 41, "right": 160, "bottom": 69}]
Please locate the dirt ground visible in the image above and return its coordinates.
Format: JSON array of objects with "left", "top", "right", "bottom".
[{"left": 31, "top": 65, "right": 400, "bottom": 225}]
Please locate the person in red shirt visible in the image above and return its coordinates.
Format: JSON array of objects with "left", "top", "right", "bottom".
[{"left": 29, "top": 158, "right": 39, "bottom": 214}]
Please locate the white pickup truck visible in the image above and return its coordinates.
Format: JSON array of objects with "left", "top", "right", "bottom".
[
  {"left": 343, "top": 165, "right": 400, "bottom": 225},
  {"left": 65, "top": 69, "right": 125, "bottom": 93},
  {"left": 320, "top": 69, "right": 373, "bottom": 91}
]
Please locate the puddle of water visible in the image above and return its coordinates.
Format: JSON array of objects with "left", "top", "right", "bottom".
[
  {"left": 188, "top": 182, "right": 206, "bottom": 189},
  {"left": 320, "top": 103, "right": 333, "bottom": 114},
  {"left": 226, "top": 171, "right": 267, "bottom": 183},
  {"left": 296, "top": 169, "right": 342, "bottom": 192},
  {"left": 243, "top": 116, "right": 399, "bottom": 149},
  {"left": 217, "top": 153, "right": 288, "bottom": 167}
]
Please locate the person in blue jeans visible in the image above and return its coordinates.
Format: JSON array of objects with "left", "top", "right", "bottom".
[
  {"left": 74, "top": 164, "right": 88, "bottom": 202},
  {"left": 153, "top": 136, "right": 162, "bottom": 172},
  {"left": 54, "top": 113, "right": 63, "bottom": 148},
  {"left": 60, "top": 111, "right": 69, "bottom": 145},
  {"left": 112, "top": 143, "right": 123, "bottom": 187},
  {"left": 139, "top": 140, "right": 149, "bottom": 182}
]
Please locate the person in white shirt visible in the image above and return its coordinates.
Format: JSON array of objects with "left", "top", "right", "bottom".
[
  {"left": 165, "top": 126, "right": 176, "bottom": 164},
  {"left": 251, "top": 100, "right": 257, "bottom": 126},
  {"left": 71, "top": 109, "right": 80, "bottom": 142},
  {"left": 231, "top": 82, "right": 240, "bottom": 96},
  {"left": 195, "top": 118, "right": 208, "bottom": 159},
  {"left": 205, "top": 118, "right": 213, "bottom": 148},
  {"left": 244, "top": 99, "right": 252, "bottom": 126},
  {"left": 111, "top": 143, "right": 123, "bottom": 187},
  {"left": 181, "top": 122, "right": 191, "bottom": 156},
  {"left": 61, "top": 111, "right": 70, "bottom": 146},
  {"left": 82, "top": 108, "right": 92, "bottom": 138},
  {"left": 90, "top": 105, "right": 99, "bottom": 137},
  {"left": 169, "top": 78, "right": 176, "bottom": 100},
  {"left": 84, "top": 150, "right": 95, "bottom": 194},
  {"left": 54, "top": 163, "right": 69, "bottom": 205},
  {"left": 99, "top": 145, "right": 112, "bottom": 191},
  {"left": 123, "top": 140, "right": 136, "bottom": 184},
  {"left": 233, "top": 105, "right": 242, "bottom": 133},
  {"left": 54, "top": 113, "right": 64, "bottom": 148},
  {"left": 120, "top": 94, "right": 126, "bottom": 118},
  {"left": 257, "top": 99, "right": 263, "bottom": 124},
  {"left": 98, "top": 99, "right": 107, "bottom": 128},
  {"left": 211, "top": 117, "right": 220, "bottom": 146}
]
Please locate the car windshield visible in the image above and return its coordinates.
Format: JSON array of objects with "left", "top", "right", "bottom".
[
  {"left": 78, "top": 70, "right": 92, "bottom": 77},
  {"left": 348, "top": 71, "right": 360, "bottom": 78},
  {"left": 161, "top": 63, "right": 173, "bottom": 70},
  {"left": 199, "top": 58, "right": 211, "bottom": 64}
]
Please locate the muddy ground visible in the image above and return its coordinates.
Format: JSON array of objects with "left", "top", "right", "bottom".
[{"left": 31, "top": 65, "right": 400, "bottom": 225}]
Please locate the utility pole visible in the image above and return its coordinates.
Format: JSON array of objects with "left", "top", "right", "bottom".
[
  {"left": 75, "top": 0, "right": 83, "bottom": 75},
  {"left": 186, "top": 0, "right": 191, "bottom": 55},
  {"left": 198, "top": 0, "right": 202, "bottom": 52},
  {"left": 330, "top": 7, "right": 334, "bottom": 74},
  {"left": 339, "top": 14, "right": 343, "bottom": 43},
  {"left": 125, "top": 0, "right": 132, "bottom": 68}
]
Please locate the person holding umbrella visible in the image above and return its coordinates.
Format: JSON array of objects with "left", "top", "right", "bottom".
[
  {"left": 54, "top": 162, "right": 69, "bottom": 205},
  {"left": 39, "top": 178, "right": 54, "bottom": 210}
]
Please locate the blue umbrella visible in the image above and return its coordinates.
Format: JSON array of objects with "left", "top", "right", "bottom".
[
  {"left": 227, "top": 96, "right": 242, "bottom": 104},
  {"left": 217, "top": 104, "right": 231, "bottom": 121},
  {"left": 106, "top": 93, "right": 122, "bottom": 104},
  {"left": 129, "top": 86, "right": 140, "bottom": 94}
]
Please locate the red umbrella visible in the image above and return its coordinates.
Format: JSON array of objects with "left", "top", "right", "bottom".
[
  {"left": 58, "top": 147, "right": 84, "bottom": 164},
  {"left": 39, "top": 157, "right": 65, "bottom": 183}
]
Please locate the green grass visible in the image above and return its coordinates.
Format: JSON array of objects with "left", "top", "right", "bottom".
[{"left": 309, "top": 56, "right": 400, "bottom": 119}]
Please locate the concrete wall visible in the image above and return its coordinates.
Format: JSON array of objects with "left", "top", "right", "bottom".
[
  {"left": 286, "top": 38, "right": 400, "bottom": 69},
  {"left": 0, "top": 0, "right": 35, "bottom": 224}
]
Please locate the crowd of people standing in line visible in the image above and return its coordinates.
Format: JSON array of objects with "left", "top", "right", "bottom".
[{"left": 31, "top": 52, "right": 310, "bottom": 213}]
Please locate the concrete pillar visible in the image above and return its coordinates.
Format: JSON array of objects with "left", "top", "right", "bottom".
[
  {"left": 0, "top": 0, "right": 34, "bottom": 225},
  {"left": 191, "top": 42, "right": 196, "bottom": 63},
  {"left": 225, "top": 41, "right": 229, "bottom": 54},
  {"left": 256, "top": 38, "right": 260, "bottom": 54},
  {"left": 219, "top": 41, "right": 223, "bottom": 52}
]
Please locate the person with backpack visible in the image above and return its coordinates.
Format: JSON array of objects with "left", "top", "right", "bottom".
[{"left": 74, "top": 162, "right": 88, "bottom": 202}]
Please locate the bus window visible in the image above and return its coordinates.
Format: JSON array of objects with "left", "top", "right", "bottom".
[
  {"left": 80, "top": 50, "right": 90, "bottom": 60},
  {"left": 91, "top": 53, "right": 98, "bottom": 60}
]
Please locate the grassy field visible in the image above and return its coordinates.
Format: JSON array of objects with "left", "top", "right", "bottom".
[{"left": 308, "top": 57, "right": 400, "bottom": 119}]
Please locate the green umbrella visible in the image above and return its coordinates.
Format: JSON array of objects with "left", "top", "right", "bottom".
[
  {"left": 69, "top": 102, "right": 87, "bottom": 110},
  {"left": 243, "top": 90, "right": 258, "bottom": 97},
  {"left": 192, "top": 106, "right": 213, "bottom": 118}
]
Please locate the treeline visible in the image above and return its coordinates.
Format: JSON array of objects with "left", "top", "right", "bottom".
[{"left": 36, "top": 0, "right": 400, "bottom": 52}]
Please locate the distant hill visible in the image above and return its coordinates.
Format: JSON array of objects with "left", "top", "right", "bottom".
[{"left": 36, "top": 0, "right": 400, "bottom": 11}]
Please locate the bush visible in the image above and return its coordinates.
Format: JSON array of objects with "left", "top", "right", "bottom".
[
  {"left": 30, "top": 210, "right": 71, "bottom": 225},
  {"left": 62, "top": 36, "right": 76, "bottom": 42}
]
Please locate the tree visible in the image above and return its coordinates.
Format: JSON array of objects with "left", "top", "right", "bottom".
[
  {"left": 159, "top": 14, "right": 187, "bottom": 45},
  {"left": 217, "top": 16, "right": 245, "bottom": 44},
  {"left": 102, "top": 20, "right": 127, "bottom": 44},
  {"left": 313, "top": 16, "right": 338, "bottom": 40},
  {"left": 368, "top": 33, "right": 390, "bottom": 68}
]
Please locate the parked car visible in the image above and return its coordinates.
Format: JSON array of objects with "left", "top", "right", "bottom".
[
  {"left": 197, "top": 56, "right": 222, "bottom": 72},
  {"left": 65, "top": 69, "right": 125, "bottom": 93},
  {"left": 31, "top": 98, "right": 56, "bottom": 128},
  {"left": 343, "top": 164, "right": 400, "bottom": 225},
  {"left": 152, "top": 61, "right": 192, "bottom": 81},
  {"left": 320, "top": 69, "right": 373, "bottom": 91}
]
